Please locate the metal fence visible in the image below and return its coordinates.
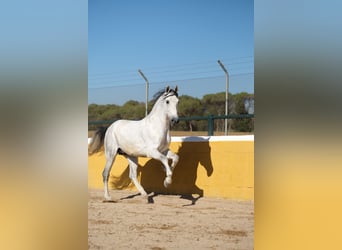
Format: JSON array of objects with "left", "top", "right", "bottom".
[{"left": 89, "top": 74, "right": 254, "bottom": 106}]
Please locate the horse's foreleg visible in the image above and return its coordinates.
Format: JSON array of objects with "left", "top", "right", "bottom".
[
  {"left": 148, "top": 150, "right": 173, "bottom": 188},
  {"left": 127, "top": 156, "right": 147, "bottom": 196},
  {"left": 166, "top": 150, "right": 179, "bottom": 171}
]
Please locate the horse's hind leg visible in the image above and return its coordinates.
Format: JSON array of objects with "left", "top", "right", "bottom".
[
  {"left": 102, "top": 149, "right": 117, "bottom": 201},
  {"left": 126, "top": 156, "right": 147, "bottom": 196}
]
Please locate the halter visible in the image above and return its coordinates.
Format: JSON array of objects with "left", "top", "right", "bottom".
[{"left": 163, "top": 90, "right": 178, "bottom": 99}]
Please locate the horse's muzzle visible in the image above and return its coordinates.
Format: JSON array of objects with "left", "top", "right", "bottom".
[{"left": 171, "top": 118, "right": 179, "bottom": 126}]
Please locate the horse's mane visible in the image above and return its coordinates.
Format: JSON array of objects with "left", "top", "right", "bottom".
[
  {"left": 152, "top": 89, "right": 166, "bottom": 102},
  {"left": 150, "top": 86, "right": 178, "bottom": 108},
  {"left": 150, "top": 87, "right": 178, "bottom": 110}
]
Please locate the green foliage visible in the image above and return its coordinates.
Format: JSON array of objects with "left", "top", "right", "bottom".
[
  {"left": 202, "top": 92, "right": 225, "bottom": 115},
  {"left": 201, "top": 92, "right": 236, "bottom": 131},
  {"left": 178, "top": 95, "right": 202, "bottom": 116},
  {"left": 89, "top": 92, "right": 254, "bottom": 132},
  {"left": 231, "top": 92, "right": 254, "bottom": 132},
  {"left": 120, "top": 100, "right": 145, "bottom": 120},
  {"left": 176, "top": 95, "right": 203, "bottom": 131},
  {"left": 88, "top": 104, "right": 121, "bottom": 121}
]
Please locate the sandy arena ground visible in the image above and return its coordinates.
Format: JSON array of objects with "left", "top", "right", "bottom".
[{"left": 88, "top": 189, "right": 254, "bottom": 249}]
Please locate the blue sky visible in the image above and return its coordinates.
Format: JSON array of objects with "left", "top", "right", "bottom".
[{"left": 89, "top": 0, "right": 254, "bottom": 104}]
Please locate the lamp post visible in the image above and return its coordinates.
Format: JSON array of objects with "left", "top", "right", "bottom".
[
  {"left": 217, "top": 60, "right": 229, "bottom": 135},
  {"left": 138, "top": 69, "right": 149, "bottom": 116}
]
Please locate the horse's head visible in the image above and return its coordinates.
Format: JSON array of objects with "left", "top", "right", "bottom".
[{"left": 162, "top": 86, "right": 179, "bottom": 126}]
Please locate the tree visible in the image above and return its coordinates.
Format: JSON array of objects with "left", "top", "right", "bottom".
[
  {"left": 88, "top": 104, "right": 121, "bottom": 121},
  {"left": 231, "top": 92, "right": 254, "bottom": 132},
  {"left": 120, "top": 100, "right": 145, "bottom": 120},
  {"left": 202, "top": 92, "right": 235, "bottom": 132},
  {"left": 177, "top": 95, "right": 203, "bottom": 131}
]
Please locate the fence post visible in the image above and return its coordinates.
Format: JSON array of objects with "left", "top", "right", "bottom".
[{"left": 208, "top": 115, "right": 214, "bottom": 136}]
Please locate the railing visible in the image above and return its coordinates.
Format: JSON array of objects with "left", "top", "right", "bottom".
[
  {"left": 88, "top": 114, "right": 254, "bottom": 136},
  {"left": 179, "top": 114, "right": 254, "bottom": 136}
]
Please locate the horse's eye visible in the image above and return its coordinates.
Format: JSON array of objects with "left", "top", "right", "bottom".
[{"left": 166, "top": 100, "right": 169, "bottom": 104}]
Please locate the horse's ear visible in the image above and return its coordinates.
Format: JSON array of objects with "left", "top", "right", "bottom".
[
  {"left": 175, "top": 85, "right": 178, "bottom": 93},
  {"left": 165, "top": 86, "right": 170, "bottom": 93}
]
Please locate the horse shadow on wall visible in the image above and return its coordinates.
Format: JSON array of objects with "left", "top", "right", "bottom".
[{"left": 110, "top": 137, "right": 214, "bottom": 201}]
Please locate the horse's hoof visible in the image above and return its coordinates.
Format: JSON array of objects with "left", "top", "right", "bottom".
[
  {"left": 104, "top": 195, "right": 112, "bottom": 202},
  {"left": 147, "top": 192, "right": 155, "bottom": 197},
  {"left": 164, "top": 176, "right": 172, "bottom": 188}
]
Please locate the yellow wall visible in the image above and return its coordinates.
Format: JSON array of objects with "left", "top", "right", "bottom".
[{"left": 88, "top": 137, "right": 254, "bottom": 200}]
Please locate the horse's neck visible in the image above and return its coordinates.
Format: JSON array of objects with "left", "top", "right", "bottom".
[
  {"left": 146, "top": 111, "right": 170, "bottom": 128},
  {"left": 146, "top": 102, "right": 170, "bottom": 130}
]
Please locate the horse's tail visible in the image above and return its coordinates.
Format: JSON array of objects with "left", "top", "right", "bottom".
[{"left": 88, "top": 126, "right": 108, "bottom": 155}]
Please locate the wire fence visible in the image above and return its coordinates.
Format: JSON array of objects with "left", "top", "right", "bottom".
[{"left": 89, "top": 73, "right": 254, "bottom": 106}]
